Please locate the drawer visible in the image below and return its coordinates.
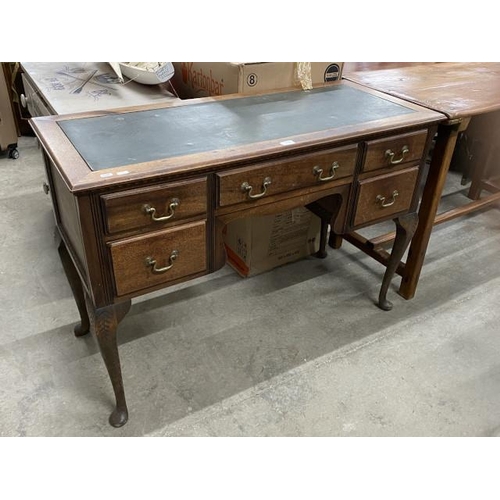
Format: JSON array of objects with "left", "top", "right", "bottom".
[
  {"left": 363, "top": 130, "right": 427, "bottom": 172},
  {"left": 21, "top": 74, "right": 52, "bottom": 117},
  {"left": 217, "top": 145, "right": 357, "bottom": 207},
  {"left": 101, "top": 178, "right": 207, "bottom": 234},
  {"left": 109, "top": 221, "right": 207, "bottom": 296},
  {"left": 354, "top": 166, "right": 419, "bottom": 227}
]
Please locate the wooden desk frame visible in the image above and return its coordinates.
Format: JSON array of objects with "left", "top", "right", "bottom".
[{"left": 31, "top": 82, "right": 443, "bottom": 427}]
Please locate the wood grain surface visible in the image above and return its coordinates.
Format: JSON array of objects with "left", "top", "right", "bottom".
[{"left": 344, "top": 62, "right": 500, "bottom": 120}]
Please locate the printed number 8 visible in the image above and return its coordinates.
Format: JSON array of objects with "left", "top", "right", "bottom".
[{"left": 247, "top": 73, "right": 258, "bottom": 87}]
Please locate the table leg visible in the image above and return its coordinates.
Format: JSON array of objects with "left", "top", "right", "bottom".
[
  {"left": 466, "top": 111, "right": 500, "bottom": 200},
  {"left": 467, "top": 139, "right": 497, "bottom": 201},
  {"left": 328, "top": 233, "right": 343, "bottom": 249},
  {"left": 58, "top": 240, "right": 90, "bottom": 337},
  {"left": 378, "top": 213, "right": 418, "bottom": 311},
  {"left": 398, "top": 122, "right": 461, "bottom": 299},
  {"left": 84, "top": 293, "right": 131, "bottom": 428}
]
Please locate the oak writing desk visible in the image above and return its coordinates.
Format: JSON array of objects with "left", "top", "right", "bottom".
[
  {"left": 345, "top": 63, "right": 500, "bottom": 300},
  {"left": 30, "top": 82, "right": 443, "bottom": 426}
]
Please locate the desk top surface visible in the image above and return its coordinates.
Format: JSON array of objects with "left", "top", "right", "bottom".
[
  {"left": 58, "top": 85, "right": 415, "bottom": 172},
  {"left": 344, "top": 62, "right": 500, "bottom": 120},
  {"left": 31, "top": 81, "right": 444, "bottom": 192}
]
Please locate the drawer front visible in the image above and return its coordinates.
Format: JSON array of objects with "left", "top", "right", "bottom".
[
  {"left": 218, "top": 145, "right": 357, "bottom": 207},
  {"left": 109, "top": 221, "right": 207, "bottom": 296},
  {"left": 102, "top": 178, "right": 207, "bottom": 235},
  {"left": 354, "top": 166, "right": 419, "bottom": 227},
  {"left": 363, "top": 130, "right": 427, "bottom": 172},
  {"left": 21, "top": 74, "right": 51, "bottom": 117}
]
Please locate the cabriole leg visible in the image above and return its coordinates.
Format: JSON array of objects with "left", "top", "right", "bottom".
[
  {"left": 85, "top": 294, "right": 131, "bottom": 427},
  {"left": 58, "top": 240, "right": 90, "bottom": 337},
  {"left": 378, "top": 213, "right": 419, "bottom": 311}
]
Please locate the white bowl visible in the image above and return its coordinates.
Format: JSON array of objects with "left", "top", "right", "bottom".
[{"left": 118, "top": 62, "right": 175, "bottom": 85}]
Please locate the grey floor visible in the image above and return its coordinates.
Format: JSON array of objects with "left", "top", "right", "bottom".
[{"left": 1, "top": 136, "right": 499, "bottom": 437}]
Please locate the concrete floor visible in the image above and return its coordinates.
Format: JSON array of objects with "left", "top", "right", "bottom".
[{"left": 1, "top": 136, "right": 499, "bottom": 437}]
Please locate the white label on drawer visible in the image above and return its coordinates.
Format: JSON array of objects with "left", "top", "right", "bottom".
[
  {"left": 280, "top": 140, "right": 295, "bottom": 146},
  {"left": 116, "top": 171, "right": 130, "bottom": 176},
  {"left": 100, "top": 173, "right": 113, "bottom": 178}
]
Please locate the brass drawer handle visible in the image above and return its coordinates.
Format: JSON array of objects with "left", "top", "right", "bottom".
[
  {"left": 385, "top": 145, "right": 409, "bottom": 165},
  {"left": 241, "top": 177, "right": 271, "bottom": 199},
  {"left": 143, "top": 198, "right": 180, "bottom": 222},
  {"left": 376, "top": 190, "right": 399, "bottom": 208},
  {"left": 313, "top": 161, "right": 339, "bottom": 182},
  {"left": 145, "top": 250, "right": 179, "bottom": 274}
]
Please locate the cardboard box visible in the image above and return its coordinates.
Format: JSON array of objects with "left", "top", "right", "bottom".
[
  {"left": 171, "top": 62, "right": 344, "bottom": 99},
  {"left": 223, "top": 208, "right": 321, "bottom": 277}
]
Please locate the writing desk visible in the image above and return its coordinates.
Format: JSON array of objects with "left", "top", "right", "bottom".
[
  {"left": 30, "top": 81, "right": 443, "bottom": 426},
  {"left": 344, "top": 62, "right": 500, "bottom": 299}
]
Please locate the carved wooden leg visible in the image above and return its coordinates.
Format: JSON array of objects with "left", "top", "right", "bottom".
[
  {"left": 58, "top": 240, "right": 90, "bottom": 337},
  {"left": 85, "top": 293, "right": 132, "bottom": 427},
  {"left": 378, "top": 213, "right": 419, "bottom": 311}
]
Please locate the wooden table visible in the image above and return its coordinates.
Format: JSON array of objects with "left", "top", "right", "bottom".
[
  {"left": 30, "top": 81, "right": 443, "bottom": 427},
  {"left": 344, "top": 62, "right": 500, "bottom": 299}
]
